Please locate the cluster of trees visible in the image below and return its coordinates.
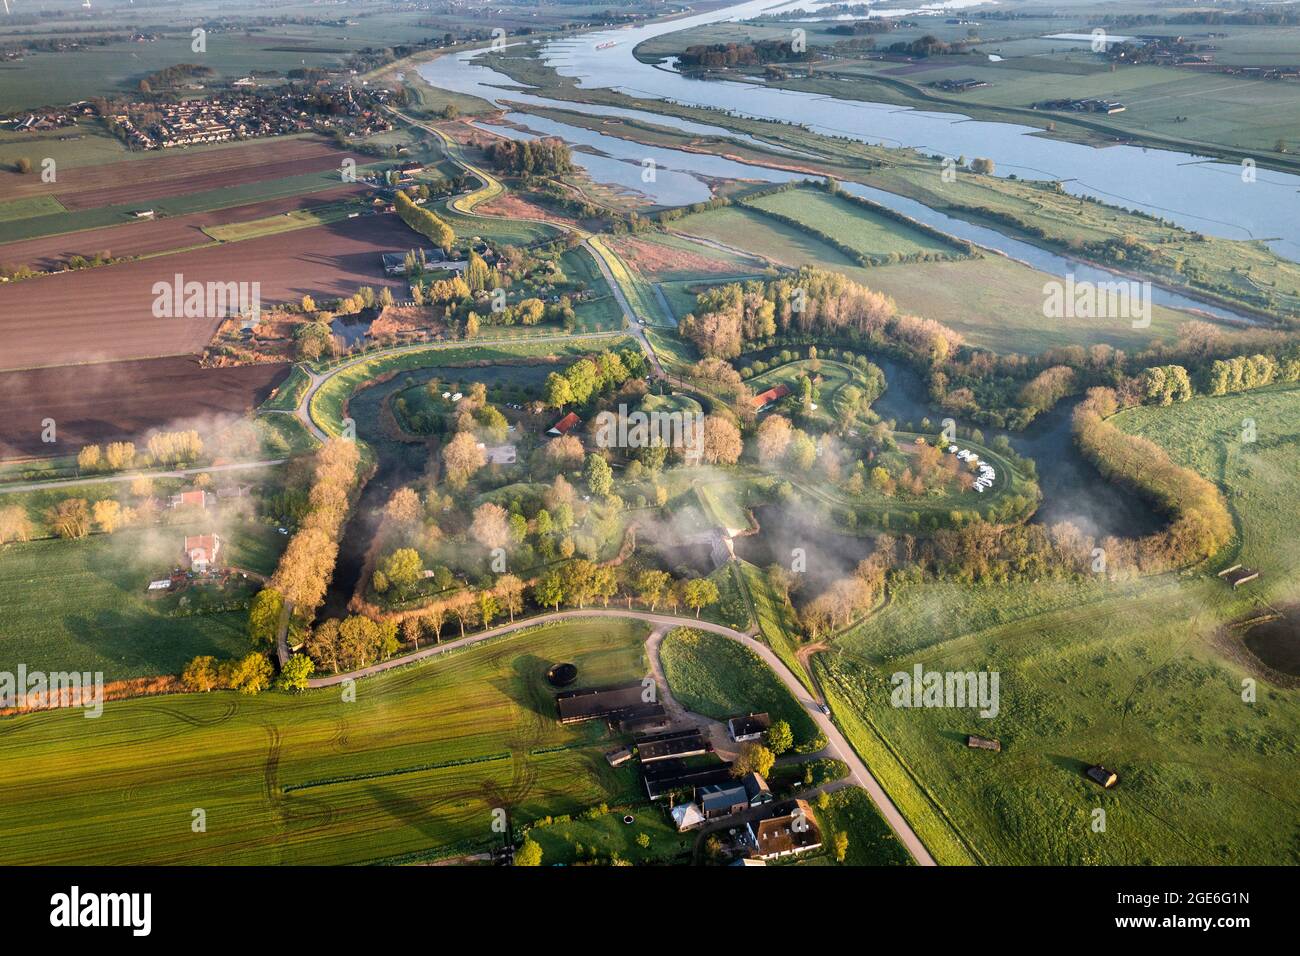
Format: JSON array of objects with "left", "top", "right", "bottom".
[
  {"left": 181, "top": 651, "right": 313, "bottom": 695},
  {"left": 1073, "top": 387, "right": 1232, "bottom": 571},
  {"left": 394, "top": 190, "right": 455, "bottom": 252},
  {"left": 1205, "top": 352, "right": 1300, "bottom": 396},
  {"left": 798, "top": 553, "right": 888, "bottom": 639},
  {"left": 681, "top": 268, "right": 961, "bottom": 370},
  {"left": 305, "top": 615, "right": 401, "bottom": 673},
  {"left": 677, "top": 39, "right": 813, "bottom": 68},
  {"left": 146, "top": 429, "right": 204, "bottom": 467},
  {"left": 1017, "top": 365, "right": 1076, "bottom": 414},
  {"left": 76, "top": 440, "right": 139, "bottom": 474},
  {"left": 486, "top": 137, "right": 573, "bottom": 177},
  {"left": 268, "top": 439, "right": 364, "bottom": 619},
  {"left": 1138, "top": 364, "right": 1194, "bottom": 406},
  {"left": 532, "top": 560, "right": 721, "bottom": 618},
  {"left": 543, "top": 348, "right": 647, "bottom": 410}
]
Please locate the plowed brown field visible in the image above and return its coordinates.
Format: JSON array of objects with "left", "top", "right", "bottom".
[
  {"left": 2, "top": 136, "right": 366, "bottom": 209},
  {"left": 0, "top": 184, "right": 364, "bottom": 271},
  {"left": 0, "top": 356, "right": 288, "bottom": 458},
  {"left": 0, "top": 214, "right": 414, "bottom": 370}
]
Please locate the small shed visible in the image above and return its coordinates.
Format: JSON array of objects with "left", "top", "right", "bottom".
[
  {"left": 1085, "top": 764, "right": 1119, "bottom": 788},
  {"left": 966, "top": 735, "right": 1001, "bottom": 752}
]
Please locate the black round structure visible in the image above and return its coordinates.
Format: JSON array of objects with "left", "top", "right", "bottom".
[{"left": 546, "top": 662, "right": 578, "bottom": 687}]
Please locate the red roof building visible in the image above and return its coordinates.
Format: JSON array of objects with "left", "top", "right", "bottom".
[
  {"left": 183, "top": 534, "right": 222, "bottom": 573},
  {"left": 751, "top": 383, "right": 791, "bottom": 409},
  {"left": 548, "top": 412, "right": 581, "bottom": 436}
]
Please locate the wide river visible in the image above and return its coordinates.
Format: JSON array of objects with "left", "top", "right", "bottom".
[{"left": 421, "top": 0, "right": 1300, "bottom": 265}]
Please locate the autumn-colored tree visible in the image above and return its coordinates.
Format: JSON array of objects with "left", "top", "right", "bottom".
[
  {"left": 495, "top": 573, "right": 525, "bottom": 622},
  {"left": 636, "top": 569, "right": 670, "bottom": 610},
  {"left": 182, "top": 655, "right": 220, "bottom": 692},
  {"left": 470, "top": 502, "right": 511, "bottom": 552},
  {"left": 755, "top": 414, "right": 793, "bottom": 464},
  {"left": 276, "top": 654, "right": 315, "bottom": 693},
  {"left": 731, "top": 742, "right": 775, "bottom": 778},
  {"left": 682, "top": 577, "right": 720, "bottom": 618},
  {"left": 247, "top": 588, "right": 285, "bottom": 650},
  {"left": 700, "top": 415, "right": 742, "bottom": 465},
  {"left": 442, "top": 431, "right": 486, "bottom": 489},
  {"left": 381, "top": 547, "right": 424, "bottom": 599},
  {"left": 228, "top": 653, "right": 274, "bottom": 695},
  {"left": 0, "top": 506, "right": 33, "bottom": 545},
  {"left": 47, "top": 498, "right": 90, "bottom": 539},
  {"left": 91, "top": 499, "right": 123, "bottom": 534},
  {"left": 77, "top": 445, "right": 102, "bottom": 472}
]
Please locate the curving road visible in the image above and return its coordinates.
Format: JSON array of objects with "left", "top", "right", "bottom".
[{"left": 305, "top": 606, "right": 936, "bottom": 866}]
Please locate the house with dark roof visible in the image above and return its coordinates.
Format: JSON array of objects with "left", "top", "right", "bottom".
[
  {"left": 727, "top": 712, "right": 771, "bottom": 743},
  {"left": 699, "top": 782, "right": 750, "bottom": 820},
  {"left": 642, "top": 758, "right": 734, "bottom": 801},
  {"left": 745, "top": 799, "right": 822, "bottom": 860},
  {"left": 740, "top": 771, "right": 772, "bottom": 806}
]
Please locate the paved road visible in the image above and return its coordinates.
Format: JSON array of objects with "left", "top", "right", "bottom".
[
  {"left": 0, "top": 457, "right": 288, "bottom": 495},
  {"left": 304, "top": 606, "right": 936, "bottom": 866}
]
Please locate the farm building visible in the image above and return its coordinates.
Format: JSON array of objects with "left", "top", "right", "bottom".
[
  {"left": 183, "top": 534, "right": 221, "bottom": 573},
  {"left": 670, "top": 802, "right": 706, "bottom": 831},
  {"left": 699, "top": 782, "right": 750, "bottom": 820},
  {"left": 745, "top": 799, "right": 822, "bottom": 860},
  {"left": 635, "top": 728, "right": 708, "bottom": 763},
  {"left": 751, "top": 383, "right": 790, "bottom": 411},
  {"left": 642, "top": 758, "right": 734, "bottom": 801},
  {"left": 555, "top": 682, "right": 660, "bottom": 724},
  {"left": 169, "top": 490, "right": 209, "bottom": 510},
  {"left": 698, "top": 772, "right": 771, "bottom": 820},
  {"left": 548, "top": 412, "right": 581, "bottom": 437},
  {"left": 1085, "top": 765, "right": 1119, "bottom": 788},
  {"left": 967, "top": 735, "right": 1002, "bottom": 752},
  {"left": 727, "top": 712, "right": 771, "bottom": 743},
  {"left": 605, "top": 747, "right": 633, "bottom": 767}
]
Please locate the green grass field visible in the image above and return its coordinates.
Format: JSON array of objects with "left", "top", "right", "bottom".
[
  {"left": 805, "top": 787, "right": 915, "bottom": 867},
  {"left": 0, "top": 521, "right": 286, "bottom": 680},
  {"left": 817, "top": 383, "right": 1300, "bottom": 865},
  {"left": 659, "top": 626, "right": 821, "bottom": 751},
  {"left": 745, "top": 187, "right": 954, "bottom": 260},
  {"left": 201, "top": 207, "right": 347, "bottom": 242},
  {"left": 0, "top": 619, "right": 653, "bottom": 864},
  {"left": 671, "top": 205, "right": 1202, "bottom": 353},
  {"left": 0, "top": 194, "right": 65, "bottom": 223}
]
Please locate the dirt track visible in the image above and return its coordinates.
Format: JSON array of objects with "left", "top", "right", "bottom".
[
  {"left": 0, "top": 214, "right": 414, "bottom": 370},
  {"left": 0, "top": 356, "right": 288, "bottom": 458},
  {"left": 0, "top": 185, "right": 364, "bottom": 271}
]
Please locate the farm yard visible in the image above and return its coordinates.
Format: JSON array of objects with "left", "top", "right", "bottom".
[
  {"left": 0, "top": 214, "right": 413, "bottom": 370},
  {"left": 0, "top": 518, "right": 287, "bottom": 681},
  {"left": 0, "top": 619, "right": 653, "bottom": 865}
]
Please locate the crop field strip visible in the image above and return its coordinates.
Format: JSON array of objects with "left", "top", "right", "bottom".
[{"left": 0, "top": 620, "right": 652, "bottom": 864}]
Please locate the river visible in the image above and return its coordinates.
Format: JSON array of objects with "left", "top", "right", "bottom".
[{"left": 420, "top": 0, "right": 1300, "bottom": 264}]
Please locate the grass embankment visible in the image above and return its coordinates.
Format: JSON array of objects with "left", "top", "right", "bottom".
[
  {"left": 0, "top": 619, "right": 653, "bottom": 864},
  {"left": 818, "top": 384, "right": 1300, "bottom": 864}
]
